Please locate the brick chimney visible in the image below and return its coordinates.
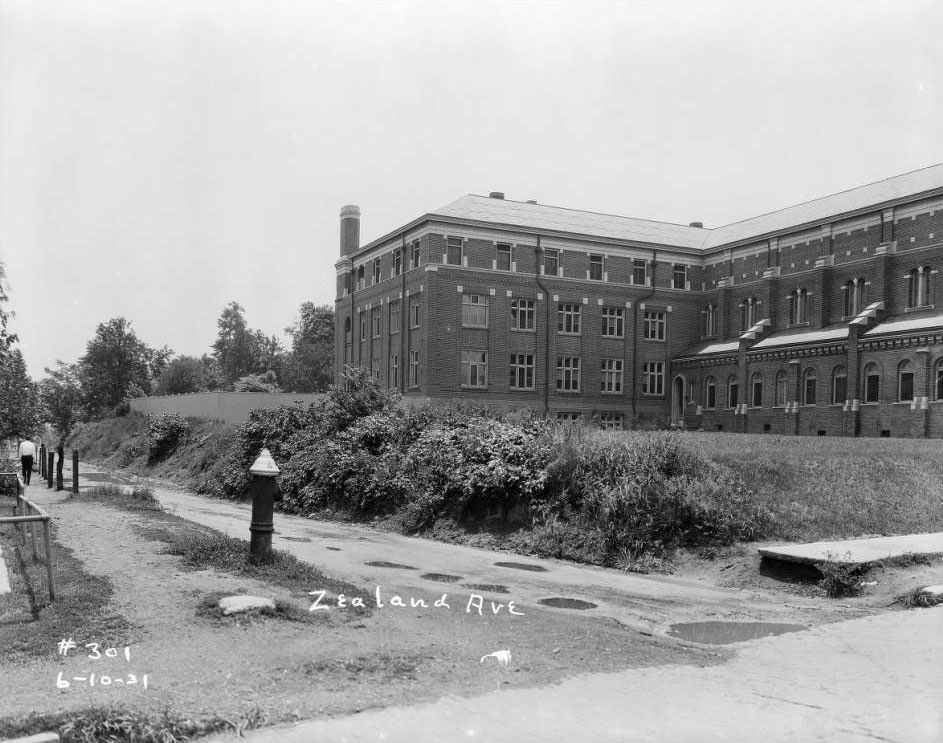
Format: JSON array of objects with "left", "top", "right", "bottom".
[{"left": 340, "top": 205, "right": 361, "bottom": 257}]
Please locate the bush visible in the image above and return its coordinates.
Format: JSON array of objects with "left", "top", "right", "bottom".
[
  {"left": 145, "top": 412, "right": 191, "bottom": 459},
  {"left": 816, "top": 553, "right": 866, "bottom": 598}
]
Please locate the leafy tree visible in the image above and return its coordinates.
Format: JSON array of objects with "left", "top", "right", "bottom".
[
  {"left": 200, "top": 354, "right": 225, "bottom": 391},
  {"left": 251, "top": 330, "right": 286, "bottom": 382},
  {"left": 280, "top": 303, "right": 334, "bottom": 392},
  {"left": 212, "top": 302, "right": 256, "bottom": 386},
  {"left": 79, "top": 317, "right": 162, "bottom": 416},
  {"left": 0, "top": 262, "right": 17, "bottom": 361},
  {"left": 154, "top": 355, "right": 206, "bottom": 395},
  {"left": 0, "top": 348, "right": 41, "bottom": 440},
  {"left": 39, "top": 361, "right": 83, "bottom": 438}
]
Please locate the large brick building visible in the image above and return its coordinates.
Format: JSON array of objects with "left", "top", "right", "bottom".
[{"left": 334, "top": 164, "right": 943, "bottom": 437}]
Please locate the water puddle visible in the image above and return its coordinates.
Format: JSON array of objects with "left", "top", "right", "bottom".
[
  {"left": 463, "top": 583, "right": 510, "bottom": 594},
  {"left": 364, "top": 561, "right": 417, "bottom": 570},
  {"left": 326, "top": 547, "right": 341, "bottom": 551},
  {"left": 538, "top": 597, "right": 597, "bottom": 610},
  {"left": 421, "top": 573, "right": 463, "bottom": 583},
  {"left": 667, "top": 621, "right": 807, "bottom": 645},
  {"left": 281, "top": 536, "right": 312, "bottom": 543},
  {"left": 495, "top": 561, "right": 548, "bottom": 573}
]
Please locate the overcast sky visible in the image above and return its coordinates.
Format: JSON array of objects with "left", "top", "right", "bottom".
[{"left": 1, "top": 0, "right": 940, "bottom": 378}]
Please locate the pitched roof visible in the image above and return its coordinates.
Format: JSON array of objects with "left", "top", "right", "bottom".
[
  {"left": 750, "top": 325, "right": 848, "bottom": 350},
  {"left": 425, "top": 164, "right": 943, "bottom": 253},
  {"left": 863, "top": 312, "right": 943, "bottom": 337}
]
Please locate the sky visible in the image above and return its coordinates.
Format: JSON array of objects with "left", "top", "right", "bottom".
[{"left": 1, "top": 0, "right": 941, "bottom": 378}]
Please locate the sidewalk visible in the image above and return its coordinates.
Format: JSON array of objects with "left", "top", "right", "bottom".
[{"left": 200, "top": 606, "right": 943, "bottom": 743}]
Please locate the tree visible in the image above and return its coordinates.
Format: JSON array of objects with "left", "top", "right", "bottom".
[
  {"left": 212, "top": 302, "right": 256, "bottom": 386},
  {"left": 233, "top": 370, "right": 280, "bottom": 392},
  {"left": 154, "top": 355, "right": 206, "bottom": 395},
  {"left": 39, "top": 361, "right": 83, "bottom": 438},
  {"left": 280, "top": 303, "right": 335, "bottom": 392},
  {"left": 79, "top": 317, "right": 161, "bottom": 416},
  {"left": 0, "top": 348, "right": 41, "bottom": 440},
  {"left": 0, "top": 262, "right": 17, "bottom": 362}
]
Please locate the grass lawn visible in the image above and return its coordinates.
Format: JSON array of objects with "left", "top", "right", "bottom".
[{"left": 675, "top": 432, "right": 943, "bottom": 542}]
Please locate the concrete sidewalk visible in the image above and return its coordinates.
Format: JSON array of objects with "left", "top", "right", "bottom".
[
  {"left": 200, "top": 607, "right": 943, "bottom": 743},
  {"left": 759, "top": 532, "right": 943, "bottom": 566}
]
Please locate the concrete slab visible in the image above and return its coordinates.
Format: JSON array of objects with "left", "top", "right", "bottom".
[
  {"left": 0, "top": 538, "right": 11, "bottom": 595},
  {"left": 759, "top": 532, "right": 943, "bottom": 566}
]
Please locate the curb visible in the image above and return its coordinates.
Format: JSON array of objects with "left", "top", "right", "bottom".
[{"left": 2, "top": 734, "right": 61, "bottom": 743}]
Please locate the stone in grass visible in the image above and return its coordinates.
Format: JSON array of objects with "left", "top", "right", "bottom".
[
  {"left": 908, "top": 585, "right": 943, "bottom": 608},
  {"left": 218, "top": 595, "right": 276, "bottom": 615}
]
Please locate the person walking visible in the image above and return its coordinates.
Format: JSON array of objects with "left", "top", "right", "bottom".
[{"left": 18, "top": 439, "right": 36, "bottom": 485}]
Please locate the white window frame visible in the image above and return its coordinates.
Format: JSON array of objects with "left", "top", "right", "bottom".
[
  {"left": 641, "top": 361, "right": 664, "bottom": 396},
  {"left": 601, "top": 307, "right": 624, "bottom": 338},
  {"left": 557, "top": 303, "right": 582, "bottom": 335},
  {"left": 600, "top": 358, "right": 623, "bottom": 394},
  {"left": 461, "top": 350, "right": 488, "bottom": 388},
  {"left": 556, "top": 356, "right": 581, "bottom": 392},
  {"left": 510, "top": 298, "right": 536, "bottom": 331},
  {"left": 643, "top": 310, "right": 666, "bottom": 341},
  {"left": 509, "top": 353, "right": 535, "bottom": 390},
  {"left": 461, "top": 294, "right": 489, "bottom": 328}
]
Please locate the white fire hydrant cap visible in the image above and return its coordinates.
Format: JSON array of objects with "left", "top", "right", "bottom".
[{"left": 249, "top": 448, "right": 280, "bottom": 477}]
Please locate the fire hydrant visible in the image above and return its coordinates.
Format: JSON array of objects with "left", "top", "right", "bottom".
[{"left": 248, "top": 448, "right": 280, "bottom": 565}]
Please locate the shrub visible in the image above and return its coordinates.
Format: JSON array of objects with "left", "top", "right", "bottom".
[
  {"left": 816, "top": 553, "right": 867, "bottom": 598},
  {"left": 145, "top": 413, "right": 191, "bottom": 459}
]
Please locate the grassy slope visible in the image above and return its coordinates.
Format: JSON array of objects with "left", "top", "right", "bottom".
[{"left": 70, "top": 415, "right": 943, "bottom": 543}]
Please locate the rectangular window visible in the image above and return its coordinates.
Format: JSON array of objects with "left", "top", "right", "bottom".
[
  {"left": 389, "top": 300, "right": 401, "bottom": 334},
  {"left": 937, "top": 367, "right": 943, "bottom": 401},
  {"left": 728, "top": 381, "right": 739, "bottom": 408},
  {"left": 751, "top": 381, "right": 763, "bottom": 408},
  {"left": 557, "top": 303, "right": 582, "bottom": 334},
  {"left": 833, "top": 376, "right": 847, "bottom": 404},
  {"left": 597, "top": 412, "right": 623, "bottom": 430},
  {"left": 359, "top": 311, "right": 367, "bottom": 341},
  {"left": 461, "top": 294, "right": 489, "bottom": 327},
  {"left": 373, "top": 258, "right": 382, "bottom": 284},
  {"left": 589, "top": 254, "right": 604, "bottom": 281},
  {"left": 865, "top": 372, "right": 879, "bottom": 403},
  {"left": 673, "top": 264, "right": 687, "bottom": 289},
  {"left": 643, "top": 310, "right": 666, "bottom": 341},
  {"left": 393, "top": 249, "right": 402, "bottom": 276},
  {"left": 632, "top": 259, "right": 647, "bottom": 285},
  {"left": 706, "top": 380, "right": 716, "bottom": 409},
  {"left": 556, "top": 356, "right": 581, "bottom": 392},
  {"left": 509, "top": 354, "right": 535, "bottom": 390},
  {"left": 371, "top": 307, "right": 381, "bottom": 338},
  {"left": 446, "top": 237, "right": 463, "bottom": 265},
  {"left": 510, "top": 298, "right": 536, "bottom": 331},
  {"left": 461, "top": 350, "right": 488, "bottom": 388},
  {"left": 389, "top": 354, "right": 399, "bottom": 388},
  {"left": 556, "top": 412, "right": 582, "bottom": 423},
  {"left": 600, "top": 358, "right": 623, "bottom": 394},
  {"left": 496, "top": 243, "right": 512, "bottom": 271},
  {"left": 409, "top": 296, "right": 420, "bottom": 328},
  {"left": 804, "top": 378, "right": 816, "bottom": 406},
  {"left": 601, "top": 307, "right": 624, "bottom": 337},
  {"left": 370, "top": 361, "right": 380, "bottom": 381},
  {"left": 899, "top": 372, "right": 914, "bottom": 402},
  {"left": 544, "top": 249, "right": 559, "bottom": 276},
  {"left": 408, "top": 349, "right": 420, "bottom": 388},
  {"left": 411, "top": 240, "right": 421, "bottom": 269},
  {"left": 356, "top": 268, "right": 366, "bottom": 291},
  {"left": 641, "top": 362, "right": 664, "bottom": 396}
]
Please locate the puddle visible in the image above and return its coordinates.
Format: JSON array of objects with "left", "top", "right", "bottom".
[
  {"left": 421, "top": 573, "right": 463, "bottom": 583},
  {"left": 364, "top": 561, "right": 417, "bottom": 570},
  {"left": 495, "top": 561, "right": 548, "bottom": 573},
  {"left": 463, "top": 583, "right": 509, "bottom": 594},
  {"left": 326, "top": 547, "right": 341, "bottom": 551},
  {"left": 82, "top": 473, "right": 136, "bottom": 485},
  {"left": 667, "top": 621, "right": 807, "bottom": 645},
  {"left": 538, "top": 597, "right": 597, "bottom": 610},
  {"left": 281, "top": 536, "right": 312, "bottom": 543}
]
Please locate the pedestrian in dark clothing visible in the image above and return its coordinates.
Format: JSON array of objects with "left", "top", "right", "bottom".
[{"left": 18, "top": 439, "right": 36, "bottom": 485}]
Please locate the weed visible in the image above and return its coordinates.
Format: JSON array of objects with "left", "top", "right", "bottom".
[
  {"left": 815, "top": 552, "right": 868, "bottom": 598},
  {"left": 80, "top": 484, "right": 163, "bottom": 512},
  {"left": 894, "top": 586, "right": 943, "bottom": 608}
]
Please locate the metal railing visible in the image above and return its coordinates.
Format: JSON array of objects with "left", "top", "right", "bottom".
[{"left": 0, "top": 475, "right": 57, "bottom": 601}]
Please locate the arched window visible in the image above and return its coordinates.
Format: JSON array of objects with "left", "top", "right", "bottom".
[
  {"left": 750, "top": 372, "right": 763, "bottom": 408},
  {"left": 788, "top": 288, "right": 809, "bottom": 325},
  {"left": 727, "top": 375, "right": 739, "bottom": 409},
  {"left": 863, "top": 362, "right": 880, "bottom": 403},
  {"left": 908, "top": 266, "right": 932, "bottom": 309},
  {"left": 704, "top": 304, "right": 718, "bottom": 337},
  {"left": 775, "top": 370, "right": 788, "bottom": 407},
  {"left": 832, "top": 366, "right": 847, "bottom": 404},
  {"left": 705, "top": 377, "right": 716, "bottom": 409},
  {"left": 935, "top": 358, "right": 943, "bottom": 401},
  {"left": 739, "top": 297, "right": 758, "bottom": 332},
  {"left": 356, "top": 265, "right": 365, "bottom": 290},
  {"left": 343, "top": 316, "right": 352, "bottom": 364},
  {"left": 898, "top": 360, "right": 914, "bottom": 402},
  {"left": 843, "top": 278, "right": 865, "bottom": 318},
  {"left": 802, "top": 368, "right": 817, "bottom": 406}
]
